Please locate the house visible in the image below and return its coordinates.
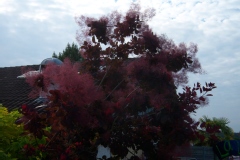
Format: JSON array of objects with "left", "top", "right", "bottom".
[
  {"left": 0, "top": 65, "right": 42, "bottom": 111},
  {"left": 0, "top": 58, "right": 63, "bottom": 111}
]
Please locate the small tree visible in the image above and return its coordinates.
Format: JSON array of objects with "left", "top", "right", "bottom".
[
  {"left": 18, "top": 3, "right": 217, "bottom": 159},
  {"left": 52, "top": 43, "right": 83, "bottom": 62},
  {"left": 195, "top": 116, "right": 234, "bottom": 146}
]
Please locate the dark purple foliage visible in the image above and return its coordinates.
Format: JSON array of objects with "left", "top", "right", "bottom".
[{"left": 17, "top": 3, "right": 217, "bottom": 160}]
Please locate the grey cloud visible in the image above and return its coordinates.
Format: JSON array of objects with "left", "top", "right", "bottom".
[{"left": 0, "top": 4, "right": 78, "bottom": 67}]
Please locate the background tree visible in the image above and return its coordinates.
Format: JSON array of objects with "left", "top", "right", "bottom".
[
  {"left": 52, "top": 42, "right": 83, "bottom": 62},
  {"left": 18, "top": 3, "right": 217, "bottom": 160},
  {"left": 195, "top": 116, "right": 234, "bottom": 146}
]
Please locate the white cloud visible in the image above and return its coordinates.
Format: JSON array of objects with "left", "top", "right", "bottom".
[
  {"left": 0, "top": 0, "right": 16, "bottom": 14},
  {"left": 20, "top": 9, "right": 50, "bottom": 21}
]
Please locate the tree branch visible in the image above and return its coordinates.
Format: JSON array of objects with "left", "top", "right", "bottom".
[
  {"left": 97, "top": 66, "right": 111, "bottom": 90},
  {"left": 104, "top": 79, "right": 124, "bottom": 100}
]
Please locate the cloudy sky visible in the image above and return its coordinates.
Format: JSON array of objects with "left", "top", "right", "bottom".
[{"left": 0, "top": 0, "right": 240, "bottom": 131}]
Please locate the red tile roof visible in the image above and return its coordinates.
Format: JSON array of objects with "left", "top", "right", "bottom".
[{"left": 0, "top": 65, "right": 42, "bottom": 111}]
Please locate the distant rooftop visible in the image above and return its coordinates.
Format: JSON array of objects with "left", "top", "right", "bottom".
[
  {"left": 0, "top": 65, "right": 41, "bottom": 110},
  {"left": 0, "top": 58, "right": 63, "bottom": 111}
]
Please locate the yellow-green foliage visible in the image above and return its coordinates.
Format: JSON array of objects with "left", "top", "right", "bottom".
[
  {"left": 0, "top": 105, "right": 23, "bottom": 144},
  {"left": 0, "top": 104, "right": 47, "bottom": 160},
  {"left": 0, "top": 104, "right": 24, "bottom": 159}
]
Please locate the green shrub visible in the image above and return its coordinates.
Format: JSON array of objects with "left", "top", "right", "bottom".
[
  {"left": 0, "top": 105, "right": 46, "bottom": 159},
  {"left": 0, "top": 105, "right": 23, "bottom": 157}
]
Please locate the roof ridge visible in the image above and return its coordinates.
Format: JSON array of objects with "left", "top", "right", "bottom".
[{"left": 0, "top": 64, "right": 39, "bottom": 69}]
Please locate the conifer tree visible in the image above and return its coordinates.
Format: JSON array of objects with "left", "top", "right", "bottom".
[{"left": 52, "top": 43, "right": 83, "bottom": 62}]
